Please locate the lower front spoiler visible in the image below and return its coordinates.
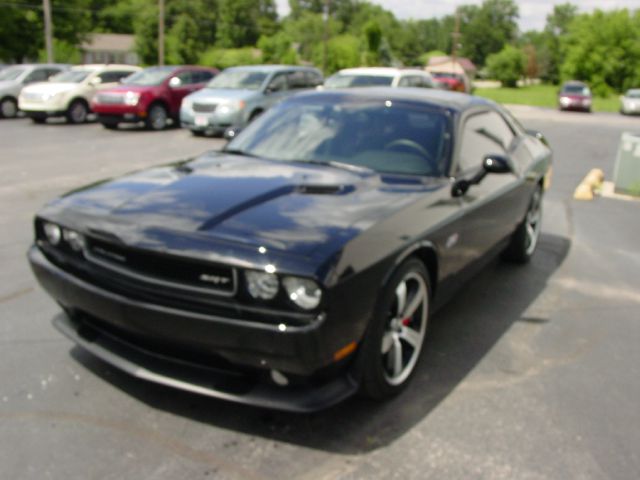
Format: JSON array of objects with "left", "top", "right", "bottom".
[{"left": 55, "top": 313, "right": 358, "bottom": 413}]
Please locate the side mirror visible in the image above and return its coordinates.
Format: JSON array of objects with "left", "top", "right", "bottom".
[
  {"left": 482, "top": 154, "right": 512, "bottom": 174},
  {"left": 452, "top": 154, "right": 512, "bottom": 197},
  {"left": 89, "top": 77, "right": 102, "bottom": 86},
  {"left": 169, "top": 77, "right": 182, "bottom": 88},
  {"left": 223, "top": 126, "right": 242, "bottom": 140}
]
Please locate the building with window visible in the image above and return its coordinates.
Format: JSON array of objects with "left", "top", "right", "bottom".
[{"left": 80, "top": 33, "right": 139, "bottom": 65}]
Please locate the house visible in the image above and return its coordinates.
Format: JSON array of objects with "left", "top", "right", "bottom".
[
  {"left": 80, "top": 33, "right": 139, "bottom": 65},
  {"left": 426, "top": 56, "right": 477, "bottom": 77}
]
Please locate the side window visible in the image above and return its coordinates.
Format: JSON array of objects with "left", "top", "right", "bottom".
[
  {"left": 174, "top": 71, "right": 195, "bottom": 85},
  {"left": 398, "top": 76, "right": 411, "bottom": 87},
  {"left": 286, "top": 71, "right": 307, "bottom": 89},
  {"left": 418, "top": 76, "right": 434, "bottom": 88},
  {"left": 195, "top": 70, "right": 214, "bottom": 83},
  {"left": 266, "top": 73, "right": 287, "bottom": 92},
  {"left": 45, "top": 68, "right": 62, "bottom": 79},
  {"left": 305, "top": 71, "right": 323, "bottom": 87},
  {"left": 98, "top": 71, "right": 129, "bottom": 83},
  {"left": 24, "top": 69, "right": 49, "bottom": 83},
  {"left": 458, "top": 111, "right": 516, "bottom": 172}
]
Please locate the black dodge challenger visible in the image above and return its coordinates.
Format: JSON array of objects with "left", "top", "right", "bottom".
[{"left": 29, "top": 88, "right": 552, "bottom": 412}]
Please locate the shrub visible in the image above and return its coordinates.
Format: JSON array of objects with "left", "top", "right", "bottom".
[{"left": 486, "top": 45, "right": 526, "bottom": 87}]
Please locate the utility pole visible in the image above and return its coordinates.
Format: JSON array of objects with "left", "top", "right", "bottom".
[
  {"left": 43, "top": 0, "right": 54, "bottom": 62},
  {"left": 322, "top": 0, "right": 331, "bottom": 74},
  {"left": 451, "top": 10, "right": 461, "bottom": 71},
  {"left": 158, "top": 0, "right": 165, "bottom": 66}
]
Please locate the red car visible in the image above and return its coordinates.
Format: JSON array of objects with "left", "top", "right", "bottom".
[
  {"left": 558, "top": 81, "right": 592, "bottom": 113},
  {"left": 92, "top": 65, "right": 218, "bottom": 130},
  {"left": 431, "top": 72, "right": 468, "bottom": 93}
]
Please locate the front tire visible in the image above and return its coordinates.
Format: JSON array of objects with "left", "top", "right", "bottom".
[
  {"left": 503, "top": 185, "right": 543, "bottom": 263},
  {"left": 0, "top": 97, "right": 18, "bottom": 118},
  {"left": 66, "top": 100, "right": 89, "bottom": 124},
  {"left": 146, "top": 103, "right": 168, "bottom": 130},
  {"left": 358, "top": 258, "right": 431, "bottom": 399}
]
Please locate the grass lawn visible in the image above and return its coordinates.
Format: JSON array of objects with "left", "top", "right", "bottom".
[{"left": 474, "top": 84, "right": 621, "bottom": 113}]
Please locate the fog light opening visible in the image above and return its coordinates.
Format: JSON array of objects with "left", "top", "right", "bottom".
[{"left": 270, "top": 369, "right": 289, "bottom": 386}]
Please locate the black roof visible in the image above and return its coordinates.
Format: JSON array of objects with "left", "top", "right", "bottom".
[{"left": 293, "top": 87, "right": 494, "bottom": 113}]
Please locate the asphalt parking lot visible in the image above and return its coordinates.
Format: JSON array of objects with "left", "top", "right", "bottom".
[{"left": 1, "top": 109, "right": 639, "bottom": 479}]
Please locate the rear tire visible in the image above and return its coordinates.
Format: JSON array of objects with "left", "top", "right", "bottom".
[
  {"left": 0, "top": 97, "right": 18, "bottom": 118},
  {"left": 66, "top": 99, "right": 89, "bottom": 124},
  {"left": 358, "top": 258, "right": 431, "bottom": 400},
  {"left": 146, "top": 103, "right": 168, "bottom": 130},
  {"left": 503, "top": 185, "right": 543, "bottom": 263}
]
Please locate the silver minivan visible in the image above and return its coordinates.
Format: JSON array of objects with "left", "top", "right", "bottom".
[{"left": 180, "top": 65, "right": 323, "bottom": 136}]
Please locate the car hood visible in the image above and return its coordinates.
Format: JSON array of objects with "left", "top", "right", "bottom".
[
  {"left": 22, "top": 82, "right": 79, "bottom": 95},
  {"left": 40, "top": 152, "right": 445, "bottom": 261},
  {"left": 186, "top": 88, "right": 257, "bottom": 103},
  {"left": 0, "top": 80, "right": 20, "bottom": 94}
]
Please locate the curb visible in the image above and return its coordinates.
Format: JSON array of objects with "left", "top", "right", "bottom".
[{"left": 574, "top": 169, "right": 604, "bottom": 200}]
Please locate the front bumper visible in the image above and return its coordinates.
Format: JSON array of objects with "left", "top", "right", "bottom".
[
  {"left": 19, "top": 98, "right": 68, "bottom": 117},
  {"left": 28, "top": 246, "right": 359, "bottom": 411},
  {"left": 180, "top": 107, "right": 242, "bottom": 133}
]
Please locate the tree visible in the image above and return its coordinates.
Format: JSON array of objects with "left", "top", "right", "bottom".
[
  {"left": 312, "top": 34, "right": 360, "bottom": 73},
  {"left": 560, "top": 9, "right": 640, "bottom": 95},
  {"left": 258, "top": 32, "right": 298, "bottom": 64},
  {"left": 0, "top": 0, "right": 91, "bottom": 62},
  {"left": 217, "top": 0, "right": 277, "bottom": 48},
  {"left": 486, "top": 44, "right": 525, "bottom": 87},
  {"left": 543, "top": 3, "right": 578, "bottom": 83},
  {"left": 458, "top": 0, "right": 519, "bottom": 67}
]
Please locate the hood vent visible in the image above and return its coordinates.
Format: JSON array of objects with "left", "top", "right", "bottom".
[{"left": 297, "top": 185, "right": 345, "bottom": 195}]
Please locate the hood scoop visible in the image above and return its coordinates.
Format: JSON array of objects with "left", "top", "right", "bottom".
[{"left": 297, "top": 184, "right": 354, "bottom": 195}]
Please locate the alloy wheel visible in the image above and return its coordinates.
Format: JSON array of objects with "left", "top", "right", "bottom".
[
  {"left": 148, "top": 105, "right": 167, "bottom": 130},
  {"left": 69, "top": 102, "right": 88, "bottom": 123},
  {"left": 1, "top": 98, "right": 17, "bottom": 118},
  {"left": 525, "top": 189, "right": 542, "bottom": 256},
  {"left": 380, "top": 271, "right": 428, "bottom": 386}
]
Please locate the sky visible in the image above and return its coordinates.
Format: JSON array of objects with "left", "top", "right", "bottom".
[{"left": 274, "top": 0, "right": 640, "bottom": 31}]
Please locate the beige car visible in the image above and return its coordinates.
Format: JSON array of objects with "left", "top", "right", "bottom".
[{"left": 19, "top": 64, "right": 140, "bottom": 124}]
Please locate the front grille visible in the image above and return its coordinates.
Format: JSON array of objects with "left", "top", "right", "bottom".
[
  {"left": 192, "top": 102, "right": 217, "bottom": 113},
  {"left": 96, "top": 93, "right": 125, "bottom": 105},
  {"left": 22, "top": 92, "right": 45, "bottom": 102},
  {"left": 84, "top": 237, "right": 236, "bottom": 297}
]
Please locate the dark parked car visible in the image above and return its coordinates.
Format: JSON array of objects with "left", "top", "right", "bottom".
[
  {"left": 29, "top": 89, "right": 552, "bottom": 412},
  {"left": 92, "top": 65, "right": 218, "bottom": 130},
  {"left": 558, "top": 81, "right": 592, "bottom": 112}
]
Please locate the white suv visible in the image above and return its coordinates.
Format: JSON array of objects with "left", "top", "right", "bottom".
[
  {"left": 324, "top": 67, "right": 435, "bottom": 89},
  {"left": 19, "top": 64, "right": 140, "bottom": 124}
]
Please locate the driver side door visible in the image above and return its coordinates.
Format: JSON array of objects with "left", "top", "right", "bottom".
[{"left": 450, "top": 109, "right": 525, "bottom": 269}]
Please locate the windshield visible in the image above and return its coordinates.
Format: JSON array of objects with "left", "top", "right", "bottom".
[
  {"left": 562, "top": 84, "right": 590, "bottom": 96},
  {"left": 124, "top": 66, "right": 175, "bottom": 86},
  {"left": 626, "top": 90, "right": 640, "bottom": 98},
  {"left": 50, "top": 70, "right": 91, "bottom": 83},
  {"left": 227, "top": 97, "right": 451, "bottom": 177},
  {"left": 207, "top": 70, "right": 268, "bottom": 90},
  {"left": 324, "top": 74, "right": 394, "bottom": 88},
  {"left": 0, "top": 66, "right": 27, "bottom": 81}
]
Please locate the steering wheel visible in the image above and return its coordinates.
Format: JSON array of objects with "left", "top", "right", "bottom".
[{"left": 384, "top": 139, "right": 432, "bottom": 161}]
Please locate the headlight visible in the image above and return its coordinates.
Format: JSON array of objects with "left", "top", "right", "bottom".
[
  {"left": 245, "top": 270, "right": 279, "bottom": 300},
  {"left": 583, "top": 98, "right": 592, "bottom": 106},
  {"left": 282, "top": 277, "right": 322, "bottom": 310},
  {"left": 124, "top": 91, "right": 140, "bottom": 106},
  {"left": 62, "top": 229, "right": 85, "bottom": 252},
  {"left": 218, "top": 101, "right": 245, "bottom": 115},
  {"left": 560, "top": 96, "right": 571, "bottom": 106},
  {"left": 43, "top": 222, "right": 61, "bottom": 245}
]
